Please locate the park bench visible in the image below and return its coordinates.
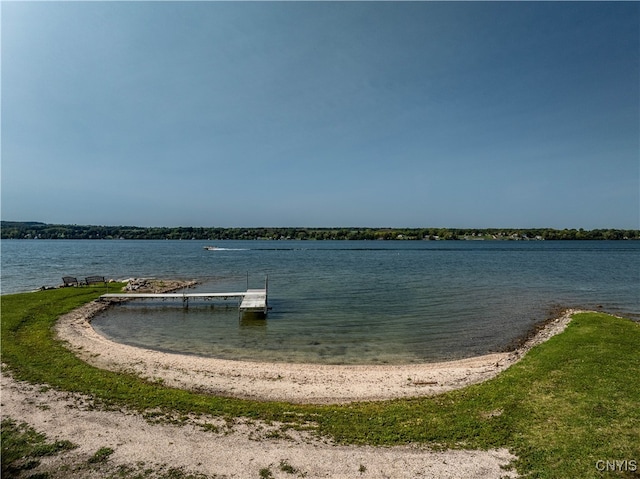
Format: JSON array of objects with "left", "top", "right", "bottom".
[
  {"left": 62, "top": 276, "right": 79, "bottom": 287},
  {"left": 84, "top": 276, "right": 106, "bottom": 286}
]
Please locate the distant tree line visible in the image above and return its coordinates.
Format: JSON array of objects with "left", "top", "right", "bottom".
[{"left": 1, "top": 222, "right": 638, "bottom": 241}]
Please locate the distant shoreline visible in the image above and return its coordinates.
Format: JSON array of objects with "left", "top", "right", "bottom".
[{"left": 2, "top": 221, "right": 639, "bottom": 240}]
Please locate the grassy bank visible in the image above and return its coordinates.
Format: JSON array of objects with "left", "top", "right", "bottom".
[{"left": 2, "top": 287, "right": 639, "bottom": 478}]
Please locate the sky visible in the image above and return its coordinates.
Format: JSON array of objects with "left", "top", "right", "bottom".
[{"left": 1, "top": 2, "right": 638, "bottom": 229}]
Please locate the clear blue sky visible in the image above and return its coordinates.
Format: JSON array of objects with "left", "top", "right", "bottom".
[{"left": 2, "top": 1, "right": 638, "bottom": 229}]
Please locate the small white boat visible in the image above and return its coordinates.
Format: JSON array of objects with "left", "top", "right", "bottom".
[{"left": 203, "top": 246, "right": 223, "bottom": 251}]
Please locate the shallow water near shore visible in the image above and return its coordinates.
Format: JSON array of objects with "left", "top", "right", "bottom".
[{"left": 2, "top": 240, "right": 639, "bottom": 364}]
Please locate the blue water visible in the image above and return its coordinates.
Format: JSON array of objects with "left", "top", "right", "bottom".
[{"left": 2, "top": 240, "right": 638, "bottom": 364}]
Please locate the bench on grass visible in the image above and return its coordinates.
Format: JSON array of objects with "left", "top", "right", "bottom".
[
  {"left": 85, "top": 276, "right": 106, "bottom": 286},
  {"left": 62, "top": 276, "right": 79, "bottom": 287}
]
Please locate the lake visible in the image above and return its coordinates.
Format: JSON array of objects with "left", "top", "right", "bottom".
[{"left": 2, "top": 239, "right": 638, "bottom": 364}]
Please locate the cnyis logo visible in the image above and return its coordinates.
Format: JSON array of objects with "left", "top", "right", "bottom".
[{"left": 595, "top": 460, "right": 637, "bottom": 472}]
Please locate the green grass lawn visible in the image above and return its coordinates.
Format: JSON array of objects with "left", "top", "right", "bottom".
[{"left": 2, "top": 287, "right": 639, "bottom": 478}]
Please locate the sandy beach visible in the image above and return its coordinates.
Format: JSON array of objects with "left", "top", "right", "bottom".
[{"left": 2, "top": 280, "right": 578, "bottom": 478}]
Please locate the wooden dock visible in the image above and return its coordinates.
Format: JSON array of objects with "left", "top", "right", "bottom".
[{"left": 100, "top": 288, "right": 268, "bottom": 316}]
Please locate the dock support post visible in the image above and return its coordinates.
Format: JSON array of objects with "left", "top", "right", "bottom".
[{"left": 265, "top": 275, "right": 269, "bottom": 315}]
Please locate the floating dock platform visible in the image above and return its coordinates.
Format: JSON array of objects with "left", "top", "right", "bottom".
[{"left": 238, "top": 289, "right": 268, "bottom": 314}]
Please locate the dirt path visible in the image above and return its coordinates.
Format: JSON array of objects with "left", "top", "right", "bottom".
[{"left": 1, "top": 373, "right": 517, "bottom": 478}]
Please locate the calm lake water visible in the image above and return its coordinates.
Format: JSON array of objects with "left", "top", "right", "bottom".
[{"left": 2, "top": 239, "right": 638, "bottom": 364}]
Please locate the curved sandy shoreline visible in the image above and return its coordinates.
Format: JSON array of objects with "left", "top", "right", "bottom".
[{"left": 53, "top": 283, "right": 580, "bottom": 404}]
